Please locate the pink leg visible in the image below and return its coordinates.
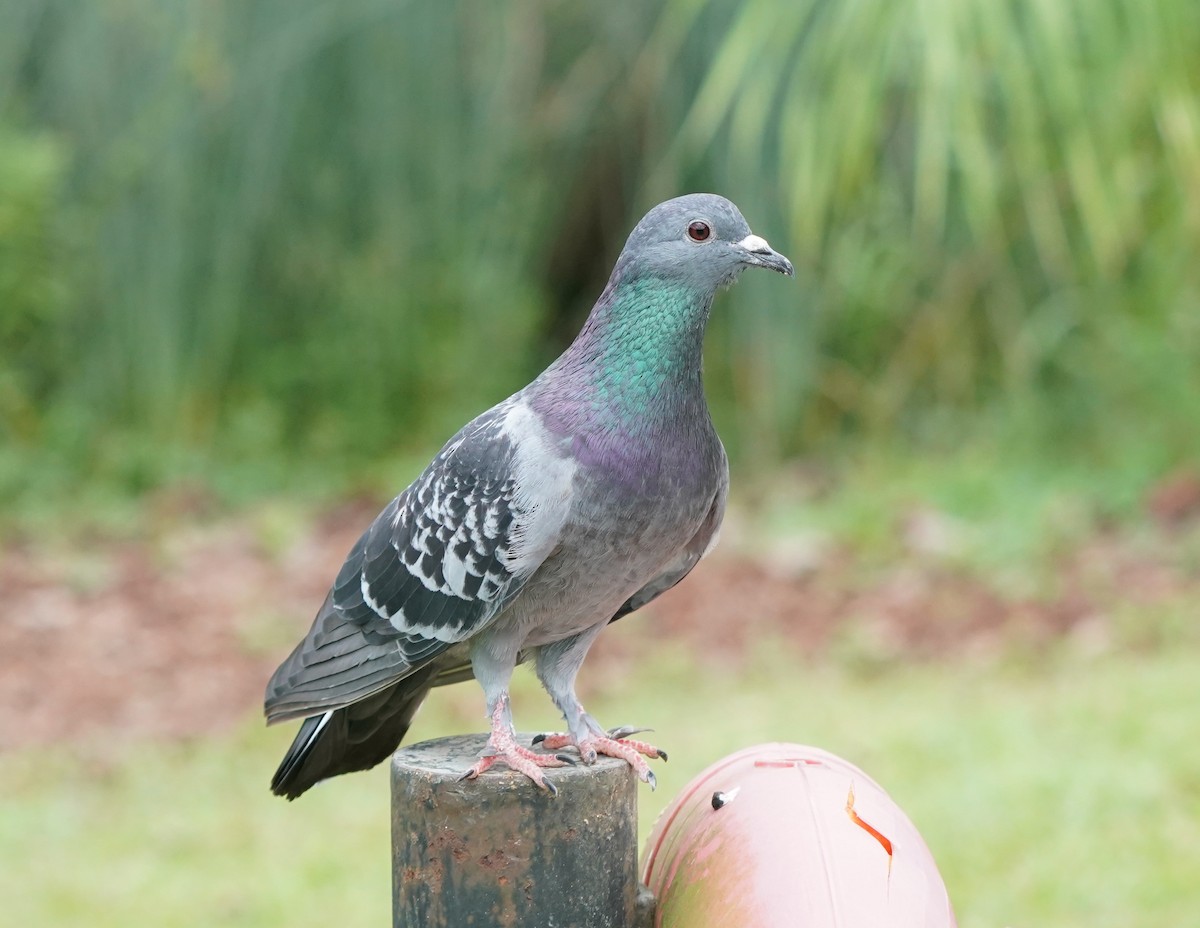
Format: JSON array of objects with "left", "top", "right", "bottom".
[{"left": 461, "top": 697, "right": 572, "bottom": 794}]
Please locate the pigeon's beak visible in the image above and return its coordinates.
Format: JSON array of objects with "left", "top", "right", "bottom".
[{"left": 736, "top": 234, "right": 795, "bottom": 277}]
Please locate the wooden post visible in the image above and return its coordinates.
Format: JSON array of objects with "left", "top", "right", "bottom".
[{"left": 392, "top": 733, "right": 651, "bottom": 928}]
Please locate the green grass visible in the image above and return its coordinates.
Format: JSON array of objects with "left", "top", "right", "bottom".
[
  {"left": 750, "top": 441, "right": 1161, "bottom": 578},
  {"left": 4, "top": 640, "right": 1197, "bottom": 927}
]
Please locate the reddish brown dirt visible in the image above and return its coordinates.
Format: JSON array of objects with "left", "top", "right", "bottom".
[{"left": 1, "top": 500, "right": 1196, "bottom": 751}]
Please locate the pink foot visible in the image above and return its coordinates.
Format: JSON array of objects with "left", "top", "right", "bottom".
[
  {"left": 533, "top": 726, "right": 666, "bottom": 789},
  {"left": 461, "top": 699, "right": 572, "bottom": 794}
]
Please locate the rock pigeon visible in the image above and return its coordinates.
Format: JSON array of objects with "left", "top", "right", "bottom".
[{"left": 265, "top": 193, "right": 793, "bottom": 799}]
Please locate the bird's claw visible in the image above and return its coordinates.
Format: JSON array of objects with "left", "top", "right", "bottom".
[
  {"left": 530, "top": 728, "right": 666, "bottom": 786},
  {"left": 462, "top": 719, "right": 569, "bottom": 792},
  {"left": 607, "top": 725, "right": 653, "bottom": 740},
  {"left": 461, "top": 749, "right": 565, "bottom": 793}
]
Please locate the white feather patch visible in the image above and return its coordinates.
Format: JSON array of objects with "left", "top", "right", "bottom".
[
  {"left": 361, "top": 572, "right": 388, "bottom": 618},
  {"left": 499, "top": 400, "right": 576, "bottom": 576}
]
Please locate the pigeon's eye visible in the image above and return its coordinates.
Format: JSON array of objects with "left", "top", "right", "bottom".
[{"left": 686, "top": 220, "right": 712, "bottom": 243}]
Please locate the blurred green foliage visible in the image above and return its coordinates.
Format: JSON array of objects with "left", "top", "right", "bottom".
[
  {"left": 1, "top": 0, "right": 1198, "bottom": 505},
  {"left": 0, "top": 126, "right": 68, "bottom": 438}
]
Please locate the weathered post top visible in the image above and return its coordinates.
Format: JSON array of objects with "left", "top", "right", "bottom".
[{"left": 392, "top": 733, "right": 645, "bottom": 928}]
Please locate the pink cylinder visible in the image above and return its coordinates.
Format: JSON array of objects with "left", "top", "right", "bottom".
[{"left": 642, "top": 743, "right": 956, "bottom": 927}]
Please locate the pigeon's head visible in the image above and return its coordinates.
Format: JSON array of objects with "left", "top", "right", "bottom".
[{"left": 617, "top": 193, "right": 794, "bottom": 291}]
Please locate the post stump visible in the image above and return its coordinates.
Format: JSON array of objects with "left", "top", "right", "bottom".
[{"left": 392, "top": 733, "right": 641, "bottom": 928}]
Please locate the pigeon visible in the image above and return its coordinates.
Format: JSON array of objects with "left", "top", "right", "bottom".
[{"left": 265, "top": 193, "right": 793, "bottom": 798}]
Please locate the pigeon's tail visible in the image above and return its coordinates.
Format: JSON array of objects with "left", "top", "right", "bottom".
[{"left": 270, "top": 670, "right": 435, "bottom": 800}]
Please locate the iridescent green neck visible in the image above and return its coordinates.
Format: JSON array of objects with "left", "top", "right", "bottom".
[{"left": 552, "top": 274, "right": 712, "bottom": 427}]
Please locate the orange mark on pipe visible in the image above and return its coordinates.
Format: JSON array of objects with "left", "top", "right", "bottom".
[
  {"left": 754, "top": 758, "right": 825, "bottom": 769},
  {"left": 846, "top": 784, "right": 893, "bottom": 874}
]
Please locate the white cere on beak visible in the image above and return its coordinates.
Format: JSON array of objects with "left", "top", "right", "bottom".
[{"left": 737, "top": 234, "right": 773, "bottom": 254}]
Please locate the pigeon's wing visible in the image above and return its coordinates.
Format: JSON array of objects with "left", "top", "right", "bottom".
[
  {"left": 265, "top": 398, "right": 575, "bottom": 723},
  {"left": 609, "top": 453, "right": 728, "bottom": 624}
]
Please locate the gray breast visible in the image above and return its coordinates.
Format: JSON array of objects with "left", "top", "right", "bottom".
[{"left": 506, "top": 447, "right": 721, "bottom": 647}]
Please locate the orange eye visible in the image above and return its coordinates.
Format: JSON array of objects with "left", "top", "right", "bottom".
[{"left": 687, "top": 220, "right": 712, "bottom": 243}]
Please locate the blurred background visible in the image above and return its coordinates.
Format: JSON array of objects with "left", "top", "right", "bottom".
[{"left": 1, "top": 1, "right": 1198, "bottom": 925}]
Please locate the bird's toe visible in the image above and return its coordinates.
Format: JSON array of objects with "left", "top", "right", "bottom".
[{"left": 607, "top": 725, "right": 653, "bottom": 740}]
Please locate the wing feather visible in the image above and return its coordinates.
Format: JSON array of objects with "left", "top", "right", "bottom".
[{"left": 265, "top": 397, "right": 575, "bottom": 723}]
